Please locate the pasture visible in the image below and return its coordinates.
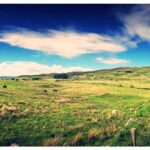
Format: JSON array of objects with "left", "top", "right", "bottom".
[{"left": 0, "top": 67, "right": 150, "bottom": 146}]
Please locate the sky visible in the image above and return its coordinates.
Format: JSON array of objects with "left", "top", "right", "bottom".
[{"left": 0, "top": 4, "right": 150, "bottom": 76}]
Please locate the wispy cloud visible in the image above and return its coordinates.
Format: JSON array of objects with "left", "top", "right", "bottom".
[
  {"left": 0, "top": 61, "right": 93, "bottom": 76},
  {"left": 0, "top": 28, "right": 126, "bottom": 58},
  {"left": 96, "top": 57, "right": 129, "bottom": 64},
  {"left": 122, "top": 5, "right": 150, "bottom": 42}
]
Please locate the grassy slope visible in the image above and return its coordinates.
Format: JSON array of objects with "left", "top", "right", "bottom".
[{"left": 0, "top": 67, "right": 150, "bottom": 146}]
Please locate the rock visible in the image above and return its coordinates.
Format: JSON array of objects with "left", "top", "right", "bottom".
[
  {"left": 58, "top": 98, "right": 70, "bottom": 103},
  {"left": 125, "top": 118, "right": 135, "bottom": 126},
  {"left": 10, "top": 143, "right": 19, "bottom": 146},
  {"left": 108, "top": 109, "right": 118, "bottom": 119},
  {"left": 112, "top": 109, "right": 118, "bottom": 116}
]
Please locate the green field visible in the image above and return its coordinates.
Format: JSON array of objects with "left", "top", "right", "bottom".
[{"left": 0, "top": 67, "right": 150, "bottom": 146}]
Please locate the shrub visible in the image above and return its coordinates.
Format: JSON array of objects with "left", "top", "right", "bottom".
[
  {"left": 22, "top": 78, "right": 29, "bottom": 81},
  {"left": 125, "top": 70, "right": 133, "bottom": 73},
  {"left": 43, "top": 138, "right": 60, "bottom": 146},
  {"left": 54, "top": 73, "right": 69, "bottom": 79},
  {"left": 130, "top": 85, "right": 134, "bottom": 88},
  {"left": 88, "top": 128, "right": 99, "bottom": 143},
  {"left": 119, "top": 84, "right": 123, "bottom": 87},
  {"left": 105, "top": 124, "right": 117, "bottom": 136},
  {"left": 32, "top": 77, "right": 42, "bottom": 80},
  {"left": 71, "top": 133, "right": 83, "bottom": 146},
  {"left": 15, "top": 79, "right": 19, "bottom": 82}
]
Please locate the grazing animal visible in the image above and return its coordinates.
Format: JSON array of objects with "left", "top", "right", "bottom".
[
  {"left": 53, "top": 89, "right": 58, "bottom": 92},
  {"left": 44, "top": 89, "right": 48, "bottom": 93},
  {"left": 3, "top": 85, "right": 7, "bottom": 89}
]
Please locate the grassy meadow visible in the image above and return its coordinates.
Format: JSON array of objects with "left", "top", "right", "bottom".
[{"left": 0, "top": 67, "right": 150, "bottom": 146}]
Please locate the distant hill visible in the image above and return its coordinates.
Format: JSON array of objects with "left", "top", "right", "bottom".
[{"left": 17, "top": 66, "right": 150, "bottom": 80}]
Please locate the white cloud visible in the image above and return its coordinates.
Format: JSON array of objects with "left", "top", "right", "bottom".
[
  {"left": 123, "top": 5, "right": 150, "bottom": 42},
  {"left": 0, "top": 61, "right": 93, "bottom": 76},
  {"left": 96, "top": 57, "right": 129, "bottom": 64},
  {"left": 0, "top": 28, "right": 126, "bottom": 58}
]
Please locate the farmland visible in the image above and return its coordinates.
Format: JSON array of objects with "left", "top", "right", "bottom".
[{"left": 0, "top": 67, "right": 150, "bottom": 146}]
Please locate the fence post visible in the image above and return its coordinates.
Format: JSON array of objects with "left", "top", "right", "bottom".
[{"left": 130, "top": 128, "right": 136, "bottom": 146}]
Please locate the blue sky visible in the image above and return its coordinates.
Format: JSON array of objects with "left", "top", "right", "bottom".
[{"left": 0, "top": 4, "right": 150, "bottom": 76}]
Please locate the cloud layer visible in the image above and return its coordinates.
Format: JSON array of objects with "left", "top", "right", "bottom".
[
  {"left": 96, "top": 57, "right": 128, "bottom": 64},
  {"left": 0, "top": 62, "right": 92, "bottom": 76},
  {"left": 0, "top": 29, "right": 126, "bottom": 58}
]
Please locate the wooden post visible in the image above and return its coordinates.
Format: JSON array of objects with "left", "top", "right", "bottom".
[{"left": 130, "top": 128, "right": 136, "bottom": 146}]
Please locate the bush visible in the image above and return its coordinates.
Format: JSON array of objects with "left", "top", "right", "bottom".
[
  {"left": 22, "top": 78, "right": 29, "bottom": 81},
  {"left": 125, "top": 70, "right": 133, "bottom": 73},
  {"left": 130, "top": 85, "right": 134, "bottom": 88},
  {"left": 88, "top": 128, "right": 99, "bottom": 143},
  {"left": 119, "top": 84, "right": 123, "bottom": 87},
  {"left": 54, "top": 73, "right": 69, "bottom": 79},
  {"left": 71, "top": 133, "right": 83, "bottom": 146},
  {"left": 15, "top": 79, "right": 19, "bottom": 82},
  {"left": 43, "top": 138, "right": 60, "bottom": 146},
  {"left": 32, "top": 77, "right": 42, "bottom": 80}
]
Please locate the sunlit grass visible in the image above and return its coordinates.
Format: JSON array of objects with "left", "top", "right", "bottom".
[{"left": 0, "top": 67, "right": 150, "bottom": 146}]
